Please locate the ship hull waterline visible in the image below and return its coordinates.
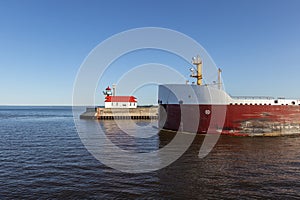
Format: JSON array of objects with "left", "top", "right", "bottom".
[{"left": 159, "top": 104, "right": 300, "bottom": 136}]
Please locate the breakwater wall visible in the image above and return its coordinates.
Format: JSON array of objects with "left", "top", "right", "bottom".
[{"left": 80, "top": 106, "right": 158, "bottom": 120}]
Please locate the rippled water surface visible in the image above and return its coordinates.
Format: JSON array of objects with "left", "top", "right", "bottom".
[{"left": 0, "top": 107, "right": 299, "bottom": 199}]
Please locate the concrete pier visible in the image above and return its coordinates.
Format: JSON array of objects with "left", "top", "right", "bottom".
[{"left": 80, "top": 106, "right": 158, "bottom": 120}]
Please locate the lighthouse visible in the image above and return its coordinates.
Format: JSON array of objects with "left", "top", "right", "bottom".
[
  {"left": 103, "top": 86, "right": 112, "bottom": 96},
  {"left": 103, "top": 86, "right": 137, "bottom": 108}
]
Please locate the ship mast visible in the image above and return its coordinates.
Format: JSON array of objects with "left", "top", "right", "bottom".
[
  {"left": 190, "top": 55, "right": 203, "bottom": 85},
  {"left": 112, "top": 84, "right": 116, "bottom": 96},
  {"left": 218, "top": 68, "right": 222, "bottom": 90}
]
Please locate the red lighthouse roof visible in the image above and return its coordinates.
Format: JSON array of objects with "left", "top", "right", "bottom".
[
  {"left": 105, "top": 86, "right": 111, "bottom": 90},
  {"left": 105, "top": 96, "right": 137, "bottom": 103}
]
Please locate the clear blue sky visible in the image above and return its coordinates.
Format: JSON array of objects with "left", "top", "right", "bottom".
[{"left": 1, "top": 0, "right": 300, "bottom": 105}]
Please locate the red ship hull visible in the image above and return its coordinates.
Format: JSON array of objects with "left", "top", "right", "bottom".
[{"left": 159, "top": 104, "right": 300, "bottom": 136}]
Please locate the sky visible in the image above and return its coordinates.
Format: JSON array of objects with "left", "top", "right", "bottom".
[{"left": 0, "top": 0, "right": 300, "bottom": 105}]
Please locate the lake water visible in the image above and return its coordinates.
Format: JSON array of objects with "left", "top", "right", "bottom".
[{"left": 0, "top": 106, "right": 299, "bottom": 199}]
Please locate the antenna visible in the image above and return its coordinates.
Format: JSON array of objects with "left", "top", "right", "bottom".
[{"left": 189, "top": 67, "right": 195, "bottom": 76}]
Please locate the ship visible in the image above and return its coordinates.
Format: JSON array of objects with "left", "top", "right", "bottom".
[{"left": 158, "top": 55, "right": 300, "bottom": 136}]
